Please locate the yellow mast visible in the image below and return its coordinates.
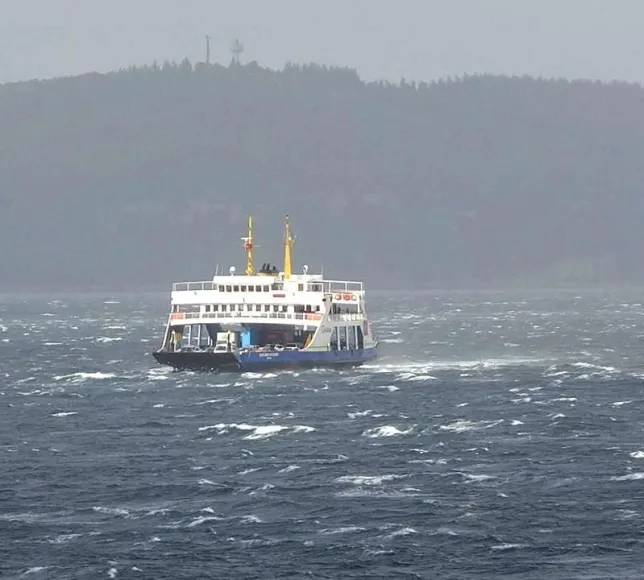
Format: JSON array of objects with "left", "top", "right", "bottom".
[
  {"left": 242, "top": 216, "right": 254, "bottom": 275},
  {"left": 283, "top": 214, "right": 294, "bottom": 279}
]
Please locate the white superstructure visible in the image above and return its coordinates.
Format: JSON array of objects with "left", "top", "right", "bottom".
[{"left": 157, "top": 216, "right": 377, "bottom": 355}]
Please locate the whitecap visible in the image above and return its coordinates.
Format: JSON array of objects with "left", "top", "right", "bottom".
[
  {"left": 320, "top": 526, "right": 366, "bottom": 535},
  {"left": 382, "top": 527, "right": 417, "bottom": 540},
  {"left": 55, "top": 372, "right": 116, "bottom": 382},
  {"left": 279, "top": 465, "right": 300, "bottom": 473},
  {"left": 550, "top": 397, "right": 577, "bottom": 403},
  {"left": 245, "top": 425, "right": 289, "bottom": 440},
  {"left": 188, "top": 515, "right": 221, "bottom": 527},
  {"left": 463, "top": 473, "right": 496, "bottom": 482},
  {"left": 611, "top": 473, "right": 644, "bottom": 481},
  {"left": 612, "top": 401, "right": 633, "bottom": 407},
  {"left": 198, "top": 479, "right": 217, "bottom": 486},
  {"left": 336, "top": 474, "right": 406, "bottom": 486},
  {"left": 199, "top": 423, "right": 314, "bottom": 440},
  {"left": 238, "top": 467, "right": 261, "bottom": 475},
  {"left": 491, "top": 543, "right": 528, "bottom": 551},
  {"left": 362, "top": 425, "right": 414, "bottom": 437},
  {"left": 348, "top": 409, "right": 374, "bottom": 419},
  {"left": 92, "top": 506, "right": 129, "bottom": 517},
  {"left": 439, "top": 419, "right": 503, "bottom": 433}
]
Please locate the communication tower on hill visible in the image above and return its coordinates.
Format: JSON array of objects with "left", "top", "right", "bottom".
[
  {"left": 230, "top": 38, "right": 244, "bottom": 65},
  {"left": 205, "top": 35, "right": 211, "bottom": 64}
]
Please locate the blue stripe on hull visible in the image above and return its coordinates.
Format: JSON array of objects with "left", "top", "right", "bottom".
[{"left": 238, "top": 346, "right": 378, "bottom": 371}]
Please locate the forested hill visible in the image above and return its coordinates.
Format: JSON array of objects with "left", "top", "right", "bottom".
[{"left": 1, "top": 59, "right": 643, "bottom": 291}]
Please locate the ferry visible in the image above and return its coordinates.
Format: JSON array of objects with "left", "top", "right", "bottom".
[{"left": 152, "top": 215, "right": 379, "bottom": 372}]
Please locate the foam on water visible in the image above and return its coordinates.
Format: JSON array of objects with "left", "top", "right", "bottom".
[{"left": 3, "top": 291, "right": 644, "bottom": 578}]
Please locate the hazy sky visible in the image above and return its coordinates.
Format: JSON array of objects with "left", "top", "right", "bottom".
[{"left": 1, "top": 0, "right": 642, "bottom": 85}]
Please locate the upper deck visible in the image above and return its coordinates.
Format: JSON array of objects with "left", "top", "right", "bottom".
[
  {"left": 173, "top": 275, "right": 363, "bottom": 293},
  {"left": 168, "top": 215, "right": 367, "bottom": 309},
  {"left": 171, "top": 271, "right": 364, "bottom": 304}
]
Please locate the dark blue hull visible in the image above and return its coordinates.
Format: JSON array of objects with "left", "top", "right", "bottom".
[{"left": 152, "top": 346, "right": 378, "bottom": 373}]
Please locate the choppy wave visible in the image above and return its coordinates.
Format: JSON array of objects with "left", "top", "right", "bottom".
[{"left": 2, "top": 291, "right": 644, "bottom": 578}]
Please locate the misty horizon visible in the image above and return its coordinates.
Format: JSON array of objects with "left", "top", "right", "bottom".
[{"left": 3, "top": 0, "right": 644, "bottom": 86}]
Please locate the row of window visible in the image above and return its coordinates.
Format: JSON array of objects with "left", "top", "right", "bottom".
[
  {"left": 202, "top": 304, "right": 322, "bottom": 313},
  {"left": 214, "top": 283, "right": 323, "bottom": 293},
  {"left": 330, "top": 325, "right": 364, "bottom": 350}
]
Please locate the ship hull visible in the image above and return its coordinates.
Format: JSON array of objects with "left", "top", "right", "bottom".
[{"left": 152, "top": 346, "right": 378, "bottom": 373}]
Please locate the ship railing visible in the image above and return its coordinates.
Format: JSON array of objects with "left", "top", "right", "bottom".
[
  {"left": 169, "top": 311, "right": 323, "bottom": 323},
  {"left": 323, "top": 280, "right": 363, "bottom": 292},
  {"left": 327, "top": 313, "right": 364, "bottom": 322},
  {"left": 172, "top": 279, "right": 364, "bottom": 293}
]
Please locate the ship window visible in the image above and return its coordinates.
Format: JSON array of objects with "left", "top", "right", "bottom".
[
  {"left": 205, "top": 305, "right": 211, "bottom": 312},
  {"left": 226, "top": 285, "right": 232, "bottom": 292},
  {"left": 240, "top": 285, "right": 247, "bottom": 292},
  {"left": 246, "top": 304, "right": 252, "bottom": 311},
  {"left": 255, "top": 285, "right": 262, "bottom": 292},
  {"left": 221, "top": 305, "right": 227, "bottom": 312},
  {"left": 233, "top": 285, "right": 239, "bottom": 292},
  {"left": 255, "top": 304, "right": 261, "bottom": 312},
  {"left": 218, "top": 285, "right": 225, "bottom": 292},
  {"left": 273, "top": 305, "right": 279, "bottom": 312},
  {"left": 213, "top": 304, "right": 219, "bottom": 312},
  {"left": 348, "top": 326, "right": 357, "bottom": 349},
  {"left": 271, "top": 283, "right": 283, "bottom": 291},
  {"left": 281, "top": 305, "right": 287, "bottom": 313},
  {"left": 339, "top": 326, "right": 347, "bottom": 349},
  {"left": 264, "top": 305, "right": 270, "bottom": 312},
  {"left": 263, "top": 285, "right": 269, "bottom": 292},
  {"left": 298, "top": 284, "right": 304, "bottom": 291},
  {"left": 248, "top": 285, "right": 254, "bottom": 292}
]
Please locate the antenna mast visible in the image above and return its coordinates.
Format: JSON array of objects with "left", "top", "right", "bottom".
[
  {"left": 241, "top": 216, "right": 255, "bottom": 275},
  {"left": 205, "top": 35, "right": 211, "bottom": 64},
  {"left": 230, "top": 38, "right": 244, "bottom": 65},
  {"left": 283, "top": 215, "right": 295, "bottom": 279}
]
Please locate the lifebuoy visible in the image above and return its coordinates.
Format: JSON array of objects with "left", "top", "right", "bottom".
[
  {"left": 343, "top": 293, "right": 351, "bottom": 301},
  {"left": 334, "top": 293, "right": 342, "bottom": 300}
]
